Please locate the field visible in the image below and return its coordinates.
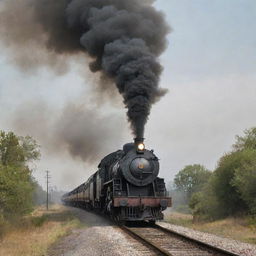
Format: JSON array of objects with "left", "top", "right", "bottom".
[
  {"left": 164, "top": 211, "right": 256, "bottom": 244},
  {"left": 0, "top": 205, "right": 83, "bottom": 256}
]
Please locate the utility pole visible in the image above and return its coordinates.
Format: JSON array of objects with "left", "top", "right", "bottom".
[{"left": 46, "top": 170, "right": 50, "bottom": 211}]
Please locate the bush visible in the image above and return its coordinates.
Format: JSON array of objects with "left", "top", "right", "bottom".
[
  {"left": 231, "top": 150, "right": 256, "bottom": 215},
  {"left": 31, "top": 215, "right": 48, "bottom": 227},
  {"left": 212, "top": 151, "right": 248, "bottom": 216},
  {"left": 189, "top": 176, "right": 222, "bottom": 220},
  {"left": 189, "top": 127, "right": 256, "bottom": 220},
  {"left": 0, "top": 165, "right": 34, "bottom": 220},
  {"left": 190, "top": 150, "right": 256, "bottom": 220}
]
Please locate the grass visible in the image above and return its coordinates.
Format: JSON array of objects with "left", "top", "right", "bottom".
[
  {"left": 0, "top": 204, "right": 83, "bottom": 256},
  {"left": 164, "top": 211, "right": 256, "bottom": 244}
]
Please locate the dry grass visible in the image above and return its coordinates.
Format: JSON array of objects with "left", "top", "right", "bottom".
[
  {"left": 164, "top": 211, "right": 256, "bottom": 244},
  {"left": 0, "top": 205, "right": 83, "bottom": 256}
]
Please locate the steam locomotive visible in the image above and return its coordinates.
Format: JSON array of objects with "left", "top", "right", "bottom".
[{"left": 62, "top": 139, "right": 171, "bottom": 222}]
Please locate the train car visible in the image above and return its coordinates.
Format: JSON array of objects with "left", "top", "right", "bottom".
[{"left": 62, "top": 139, "right": 172, "bottom": 222}]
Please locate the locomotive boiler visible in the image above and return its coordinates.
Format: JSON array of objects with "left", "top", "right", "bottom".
[{"left": 62, "top": 139, "right": 172, "bottom": 222}]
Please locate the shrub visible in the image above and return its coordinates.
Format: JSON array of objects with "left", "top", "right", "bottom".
[
  {"left": 0, "top": 165, "right": 34, "bottom": 220},
  {"left": 31, "top": 215, "right": 48, "bottom": 227},
  {"left": 231, "top": 150, "right": 256, "bottom": 215},
  {"left": 212, "top": 152, "right": 248, "bottom": 216},
  {"left": 189, "top": 127, "right": 256, "bottom": 220},
  {"left": 189, "top": 176, "right": 222, "bottom": 220}
]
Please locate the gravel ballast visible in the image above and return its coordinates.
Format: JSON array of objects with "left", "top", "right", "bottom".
[
  {"left": 48, "top": 208, "right": 152, "bottom": 256},
  {"left": 49, "top": 207, "right": 256, "bottom": 256},
  {"left": 159, "top": 222, "right": 256, "bottom": 256}
]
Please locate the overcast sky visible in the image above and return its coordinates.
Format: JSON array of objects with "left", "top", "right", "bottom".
[{"left": 0, "top": 0, "right": 255, "bottom": 191}]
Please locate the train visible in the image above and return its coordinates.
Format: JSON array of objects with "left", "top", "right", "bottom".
[{"left": 62, "top": 139, "right": 172, "bottom": 223}]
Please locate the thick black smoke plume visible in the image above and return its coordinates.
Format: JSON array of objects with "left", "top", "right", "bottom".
[{"left": 0, "top": 0, "right": 170, "bottom": 138}]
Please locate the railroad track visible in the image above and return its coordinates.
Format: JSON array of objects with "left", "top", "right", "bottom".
[{"left": 121, "top": 223, "right": 240, "bottom": 256}]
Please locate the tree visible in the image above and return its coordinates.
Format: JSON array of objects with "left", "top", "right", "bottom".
[
  {"left": 231, "top": 150, "right": 256, "bottom": 214},
  {"left": 233, "top": 127, "right": 256, "bottom": 151},
  {"left": 0, "top": 131, "right": 25, "bottom": 166},
  {"left": 190, "top": 175, "right": 227, "bottom": 220},
  {"left": 0, "top": 165, "right": 34, "bottom": 219},
  {"left": 174, "top": 164, "right": 212, "bottom": 202},
  {"left": 231, "top": 127, "right": 256, "bottom": 215},
  {"left": 189, "top": 127, "right": 256, "bottom": 220},
  {"left": 0, "top": 130, "right": 40, "bottom": 220},
  {"left": 0, "top": 131, "right": 40, "bottom": 166},
  {"left": 211, "top": 151, "right": 248, "bottom": 216},
  {"left": 19, "top": 136, "right": 41, "bottom": 163}
]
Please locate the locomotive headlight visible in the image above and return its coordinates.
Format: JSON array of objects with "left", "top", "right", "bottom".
[{"left": 138, "top": 143, "right": 145, "bottom": 151}]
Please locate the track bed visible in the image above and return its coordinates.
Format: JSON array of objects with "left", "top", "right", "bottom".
[{"left": 121, "top": 223, "right": 240, "bottom": 256}]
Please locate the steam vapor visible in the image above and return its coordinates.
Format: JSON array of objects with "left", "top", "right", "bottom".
[
  {"left": 11, "top": 101, "right": 126, "bottom": 164},
  {"left": 0, "top": 0, "right": 170, "bottom": 139}
]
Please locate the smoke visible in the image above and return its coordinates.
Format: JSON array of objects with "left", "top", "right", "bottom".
[
  {"left": 0, "top": 0, "right": 78, "bottom": 74},
  {"left": 54, "top": 103, "right": 125, "bottom": 162},
  {"left": 11, "top": 101, "right": 126, "bottom": 164},
  {"left": 0, "top": 0, "right": 170, "bottom": 138}
]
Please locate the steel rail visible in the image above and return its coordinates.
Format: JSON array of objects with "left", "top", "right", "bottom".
[
  {"left": 120, "top": 225, "right": 173, "bottom": 256},
  {"left": 155, "top": 224, "right": 240, "bottom": 256},
  {"left": 120, "top": 223, "right": 241, "bottom": 256}
]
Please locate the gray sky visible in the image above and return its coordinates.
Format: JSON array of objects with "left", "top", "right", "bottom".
[{"left": 0, "top": 0, "right": 255, "bottom": 190}]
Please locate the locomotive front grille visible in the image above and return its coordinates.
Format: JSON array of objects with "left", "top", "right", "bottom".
[
  {"left": 124, "top": 207, "right": 140, "bottom": 219},
  {"left": 121, "top": 206, "right": 163, "bottom": 220}
]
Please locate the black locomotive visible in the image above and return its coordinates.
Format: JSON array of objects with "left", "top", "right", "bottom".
[{"left": 62, "top": 139, "right": 171, "bottom": 222}]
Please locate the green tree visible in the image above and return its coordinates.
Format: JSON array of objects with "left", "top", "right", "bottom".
[
  {"left": 0, "top": 131, "right": 24, "bottom": 166},
  {"left": 211, "top": 151, "right": 248, "bottom": 216},
  {"left": 191, "top": 150, "right": 256, "bottom": 219},
  {"left": 190, "top": 127, "right": 256, "bottom": 220},
  {"left": 190, "top": 175, "right": 225, "bottom": 220},
  {"left": 174, "top": 164, "right": 212, "bottom": 202},
  {"left": 0, "top": 131, "right": 40, "bottom": 221},
  {"left": 0, "top": 165, "right": 34, "bottom": 219},
  {"left": 231, "top": 150, "right": 256, "bottom": 214},
  {"left": 0, "top": 131, "right": 40, "bottom": 166},
  {"left": 19, "top": 136, "right": 41, "bottom": 163},
  {"left": 233, "top": 127, "right": 256, "bottom": 151}
]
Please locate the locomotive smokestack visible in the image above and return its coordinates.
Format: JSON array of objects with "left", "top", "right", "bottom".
[{"left": 134, "top": 138, "right": 144, "bottom": 144}]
